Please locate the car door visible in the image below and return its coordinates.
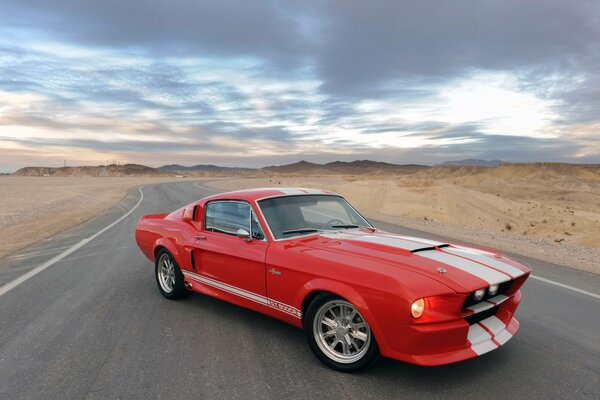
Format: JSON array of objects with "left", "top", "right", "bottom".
[{"left": 190, "top": 200, "right": 268, "bottom": 299}]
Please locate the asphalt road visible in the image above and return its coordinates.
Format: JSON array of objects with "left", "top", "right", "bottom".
[{"left": 0, "top": 180, "right": 598, "bottom": 400}]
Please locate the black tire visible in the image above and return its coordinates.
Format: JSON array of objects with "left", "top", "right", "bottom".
[
  {"left": 155, "top": 249, "right": 192, "bottom": 299},
  {"left": 305, "top": 293, "right": 380, "bottom": 372}
]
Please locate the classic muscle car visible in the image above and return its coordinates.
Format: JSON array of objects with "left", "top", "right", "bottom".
[{"left": 135, "top": 188, "right": 530, "bottom": 371}]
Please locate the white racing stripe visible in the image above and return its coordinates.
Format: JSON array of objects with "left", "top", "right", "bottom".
[
  {"left": 467, "top": 323, "right": 496, "bottom": 355},
  {"left": 445, "top": 246, "right": 525, "bottom": 278},
  {"left": 479, "top": 316, "right": 506, "bottom": 337},
  {"left": 321, "top": 232, "right": 431, "bottom": 251},
  {"left": 417, "top": 250, "right": 511, "bottom": 285},
  {"left": 466, "top": 302, "right": 495, "bottom": 314},
  {"left": 183, "top": 270, "right": 302, "bottom": 319},
  {"left": 468, "top": 315, "right": 514, "bottom": 355},
  {"left": 0, "top": 187, "right": 145, "bottom": 298}
]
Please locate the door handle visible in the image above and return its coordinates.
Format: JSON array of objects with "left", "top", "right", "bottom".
[{"left": 195, "top": 234, "right": 207, "bottom": 242}]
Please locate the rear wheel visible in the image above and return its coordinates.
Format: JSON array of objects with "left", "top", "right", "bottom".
[
  {"left": 155, "top": 250, "right": 191, "bottom": 299},
  {"left": 305, "top": 294, "right": 379, "bottom": 371}
]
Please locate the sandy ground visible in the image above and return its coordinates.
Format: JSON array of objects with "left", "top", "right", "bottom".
[
  {"left": 207, "top": 172, "right": 600, "bottom": 274},
  {"left": 0, "top": 177, "right": 192, "bottom": 259}
]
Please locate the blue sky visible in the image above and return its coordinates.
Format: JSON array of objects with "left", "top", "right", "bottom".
[{"left": 0, "top": 0, "right": 599, "bottom": 171}]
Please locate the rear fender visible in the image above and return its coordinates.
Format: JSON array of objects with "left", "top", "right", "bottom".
[{"left": 153, "top": 238, "right": 181, "bottom": 263}]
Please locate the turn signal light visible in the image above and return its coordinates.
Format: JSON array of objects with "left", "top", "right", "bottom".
[{"left": 411, "top": 298, "right": 425, "bottom": 318}]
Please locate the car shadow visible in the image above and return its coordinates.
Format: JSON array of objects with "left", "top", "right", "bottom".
[{"left": 173, "top": 290, "right": 517, "bottom": 390}]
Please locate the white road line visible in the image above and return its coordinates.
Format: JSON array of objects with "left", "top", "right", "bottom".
[
  {"left": 530, "top": 275, "right": 600, "bottom": 300},
  {"left": 0, "top": 187, "right": 145, "bottom": 298}
]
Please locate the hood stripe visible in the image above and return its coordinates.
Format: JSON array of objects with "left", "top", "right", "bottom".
[
  {"left": 445, "top": 246, "right": 525, "bottom": 278},
  {"left": 416, "top": 250, "right": 511, "bottom": 285},
  {"left": 320, "top": 232, "right": 430, "bottom": 252}
]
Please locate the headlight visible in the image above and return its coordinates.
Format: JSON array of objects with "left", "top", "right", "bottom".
[
  {"left": 488, "top": 284, "right": 499, "bottom": 296},
  {"left": 411, "top": 298, "right": 425, "bottom": 318},
  {"left": 473, "top": 289, "right": 485, "bottom": 301}
]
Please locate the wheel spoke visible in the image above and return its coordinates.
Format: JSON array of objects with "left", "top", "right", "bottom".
[
  {"left": 322, "top": 329, "right": 336, "bottom": 338},
  {"left": 351, "top": 330, "right": 368, "bottom": 342},
  {"left": 341, "top": 339, "right": 350, "bottom": 355},
  {"left": 322, "top": 317, "right": 337, "bottom": 328},
  {"left": 347, "top": 309, "right": 357, "bottom": 321}
]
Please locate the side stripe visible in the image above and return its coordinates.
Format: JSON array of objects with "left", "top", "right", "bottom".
[
  {"left": 416, "top": 250, "right": 511, "bottom": 285},
  {"left": 182, "top": 271, "right": 302, "bottom": 319}
]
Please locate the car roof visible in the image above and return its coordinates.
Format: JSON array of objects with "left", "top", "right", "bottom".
[{"left": 201, "top": 187, "right": 340, "bottom": 203}]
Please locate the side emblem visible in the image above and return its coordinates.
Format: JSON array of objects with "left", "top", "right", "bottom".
[
  {"left": 437, "top": 267, "right": 447, "bottom": 274},
  {"left": 269, "top": 268, "right": 282, "bottom": 276}
]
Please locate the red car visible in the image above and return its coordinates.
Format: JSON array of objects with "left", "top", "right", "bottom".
[{"left": 135, "top": 188, "right": 530, "bottom": 371}]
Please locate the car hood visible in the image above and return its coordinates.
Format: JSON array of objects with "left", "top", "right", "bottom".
[{"left": 297, "top": 229, "right": 530, "bottom": 293}]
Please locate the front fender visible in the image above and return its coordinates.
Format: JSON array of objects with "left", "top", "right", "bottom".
[{"left": 295, "top": 278, "right": 387, "bottom": 352}]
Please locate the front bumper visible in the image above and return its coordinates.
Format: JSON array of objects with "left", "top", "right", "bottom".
[{"left": 382, "top": 290, "right": 522, "bottom": 366}]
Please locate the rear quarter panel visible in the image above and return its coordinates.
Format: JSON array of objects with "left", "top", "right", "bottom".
[{"left": 135, "top": 214, "right": 199, "bottom": 269}]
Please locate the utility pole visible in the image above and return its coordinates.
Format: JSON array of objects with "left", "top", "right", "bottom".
[{"left": 64, "top": 159, "right": 66, "bottom": 168}]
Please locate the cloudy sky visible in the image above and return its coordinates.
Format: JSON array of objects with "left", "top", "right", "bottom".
[{"left": 0, "top": 0, "right": 599, "bottom": 171}]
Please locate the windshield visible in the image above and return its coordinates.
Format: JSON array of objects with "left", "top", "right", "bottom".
[{"left": 258, "top": 195, "right": 372, "bottom": 239}]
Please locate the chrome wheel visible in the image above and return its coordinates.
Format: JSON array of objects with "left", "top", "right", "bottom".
[
  {"left": 158, "top": 253, "right": 176, "bottom": 293},
  {"left": 313, "top": 300, "right": 371, "bottom": 364}
]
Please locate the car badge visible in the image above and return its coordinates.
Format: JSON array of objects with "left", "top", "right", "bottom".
[
  {"left": 437, "top": 267, "right": 447, "bottom": 274},
  {"left": 494, "top": 253, "right": 503, "bottom": 259}
]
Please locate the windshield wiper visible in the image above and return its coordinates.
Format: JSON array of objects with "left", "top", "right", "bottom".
[
  {"left": 281, "top": 228, "right": 320, "bottom": 236},
  {"left": 330, "top": 224, "right": 360, "bottom": 229}
]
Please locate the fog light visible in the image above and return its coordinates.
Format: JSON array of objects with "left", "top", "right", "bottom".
[
  {"left": 474, "top": 289, "right": 485, "bottom": 301},
  {"left": 411, "top": 298, "right": 425, "bottom": 318},
  {"left": 489, "top": 284, "right": 499, "bottom": 296}
]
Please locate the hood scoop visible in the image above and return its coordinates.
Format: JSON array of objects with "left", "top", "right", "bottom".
[{"left": 411, "top": 244, "right": 450, "bottom": 253}]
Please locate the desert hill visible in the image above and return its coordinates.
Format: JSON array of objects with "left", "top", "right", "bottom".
[
  {"left": 159, "top": 164, "right": 253, "bottom": 172},
  {"left": 262, "top": 160, "right": 429, "bottom": 175},
  {"left": 439, "top": 159, "right": 504, "bottom": 167},
  {"left": 12, "top": 164, "right": 174, "bottom": 177}
]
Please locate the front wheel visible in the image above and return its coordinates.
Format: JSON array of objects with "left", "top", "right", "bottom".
[
  {"left": 305, "top": 294, "right": 379, "bottom": 372},
  {"left": 155, "top": 250, "right": 192, "bottom": 299}
]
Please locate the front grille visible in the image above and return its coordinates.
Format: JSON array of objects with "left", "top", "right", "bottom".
[
  {"left": 462, "top": 280, "right": 513, "bottom": 309},
  {"left": 465, "top": 306, "right": 497, "bottom": 325}
]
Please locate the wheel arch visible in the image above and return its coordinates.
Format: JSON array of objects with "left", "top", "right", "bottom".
[
  {"left": 153, "top": 238, "right": 180, "bottom": 262},
  {"left": 297, "top": 279, "right": 385, "bottom": 346}
]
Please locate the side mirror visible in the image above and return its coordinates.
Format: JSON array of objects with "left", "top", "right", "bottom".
[{"left": 236, "top": 228, "right": 252, "bottom": 242}]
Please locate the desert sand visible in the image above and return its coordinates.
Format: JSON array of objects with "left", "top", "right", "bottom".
[
  {"left": 206, "top": 164, "right": 600, "bottom": 274},
  {"left": 0, "top": 177, "right": 188, "bottom": 259}
]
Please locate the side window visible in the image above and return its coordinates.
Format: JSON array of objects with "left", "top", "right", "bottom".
[
  {"left": 205, "top": 201, "right": 251, "bottom": 235},
  {"left": 251, "top": 212, "right": 265, "bottom": 240}
]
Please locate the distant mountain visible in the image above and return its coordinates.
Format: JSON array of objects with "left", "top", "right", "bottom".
[
  {"left": 159, "top": 164, "right": 254, "bottom": 172},
  {"left": 439, "top": 159, "right": 504, "bottom": 167},
  {"left": 262, "top": 160, "right": 429, "bottom": 175}
]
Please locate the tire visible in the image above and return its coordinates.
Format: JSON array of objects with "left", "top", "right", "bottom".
[
  {"left": 305, "top": 294, "right": 379, "bottom": 372},
  {"left": 155, "top": 249, "right": 192, "bottom": 299}
]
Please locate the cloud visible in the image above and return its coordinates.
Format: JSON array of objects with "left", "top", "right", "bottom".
[{"left": 0, "top": 0, "right": 599, "bottom": 171}]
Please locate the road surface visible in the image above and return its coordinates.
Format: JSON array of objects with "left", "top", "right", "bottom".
[{"left": 0, "top": 180, "right": 598, "bottom": 399}]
